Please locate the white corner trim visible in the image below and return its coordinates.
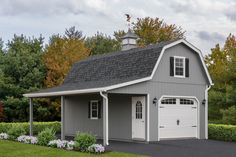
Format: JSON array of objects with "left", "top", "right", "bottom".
[
  {"left": 205, "top": 85, "right": 211, "bottom": 139},
  {"left": 157, "top": 95, "right": 200, "bottom": 140},
  {"left": 147, "top": 94, "right": 150, "bottom": 142}
]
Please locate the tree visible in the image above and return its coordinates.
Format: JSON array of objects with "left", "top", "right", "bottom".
[
  {"left": 65, "top": 26, "right": 84, "bottom": 40},
  {"left": 0, "top": 35, "right": 47, "bottom": 122},
  {"left": 205, "top": 44, "right": 229, "bottom": 90},
  {"left": 43, "top": 27, "right": 90, "bottom": 88},
  {"left": 114, "top": 17, "right": 185, "bottom": 47},
  {"left": 85, "top": 32, "right": 121, "bottom": 55},
  {"left": 0, "top": 35, "right": 46, "bottom": 98},
  {"left": 206, "top": 34, "right": 236, "bottom": 123}
]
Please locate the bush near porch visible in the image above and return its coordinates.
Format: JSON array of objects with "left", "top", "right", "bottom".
[
  {"left": 208, "top": 124, "right": 236, "bottom": 142},
  {"left": 0, "top": 122, "right": 60, "bottom": 135}
]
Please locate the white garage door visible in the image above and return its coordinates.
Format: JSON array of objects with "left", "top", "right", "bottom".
[{"left": 159, "top": 97, "right": 198, "bottom": 139}]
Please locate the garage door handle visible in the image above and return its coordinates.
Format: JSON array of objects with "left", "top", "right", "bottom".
[
  {"left": 192, "top": 107, "right": 197, "bottom": 109},
  {"left": 192, "top": 126, "right": 197, "bottom": 127},
  {"left": 159, "top": 106, "right": 165, "bottom": 108},
  {"left": 160, "top": 126, "right": 164, "bottom": 128}
]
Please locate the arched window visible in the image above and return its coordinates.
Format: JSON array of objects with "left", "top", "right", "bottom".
[{"left": 136, "top": 101, "right": 142, "bottom": 119}]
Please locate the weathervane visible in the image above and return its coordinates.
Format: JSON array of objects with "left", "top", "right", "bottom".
[{"left": 125, "top": 14, "right": 131, "bottom": 30}]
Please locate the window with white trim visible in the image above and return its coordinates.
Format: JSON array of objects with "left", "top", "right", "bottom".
[
  {"left": 90, "top": 101, "right": 98, "bottom": 119},
  {"left": 174, "top": 57, "right": 185, "bottom": 77}
]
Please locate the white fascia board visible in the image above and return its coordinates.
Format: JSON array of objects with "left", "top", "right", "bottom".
[{"left": 23, "top": 87, "right": 105, "bottom": 98}]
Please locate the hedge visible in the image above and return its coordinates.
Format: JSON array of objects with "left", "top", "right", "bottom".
[
  {"left": 0, "top": 122, "right": 61, "bottom": 135},
  {"left": 208, "top": 124, "right": 236, "bottom": 142}
]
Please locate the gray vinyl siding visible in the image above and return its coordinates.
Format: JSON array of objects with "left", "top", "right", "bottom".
[
  {"left": 109, "top": 43, "right": 209, "bottom": 141},
  {"left": 108, "top": 94, "right": 132, "bottom": 140},
  {"left": 64, "top": 93, "right": 134, "bottom": 140},
  {"left": 64, "top": 94, "right": 103, "bottom": 137}
]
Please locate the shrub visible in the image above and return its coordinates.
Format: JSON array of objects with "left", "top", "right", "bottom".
[
  {"left": 0, "top": 133, "right": 8, "bottom": 140},
  {"left": 74, "top": 132, "right": 96, "bottom": 152},
  {"left": 37, "top": 128, "right": 56, "bottom": 146},
  {"left": 0, "top": 122, "right": 60, "bottom": 135},
  {"left": 17, "top": 135, "right": 38, "bottom": 144},
  {"left": 208, "top": 124, "right": 236, "bottom": 141},
  {"left": 88, "top": 144, "right": 105, "bottom": 154},
  {"left": 221, "top": 106, "right": 236, "bottom": 125},
  {"left": 7, "top": 125, "right": 26, "bottom": 140}
]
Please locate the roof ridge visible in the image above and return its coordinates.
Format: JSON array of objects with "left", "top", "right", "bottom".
[{"left": 78, "top": 40, "right": 177, "bottom": 63}]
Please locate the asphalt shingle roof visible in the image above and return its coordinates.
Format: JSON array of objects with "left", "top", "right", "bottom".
[{"left": 29, "top": 40, "right": 176, "bottom": 94}]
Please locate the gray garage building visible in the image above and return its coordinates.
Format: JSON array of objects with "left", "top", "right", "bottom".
[{"left": 24, "top": 30, "right": 213, "bottom": 146}]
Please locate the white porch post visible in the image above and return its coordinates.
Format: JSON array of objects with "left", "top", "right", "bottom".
[
  {"left": 61, "top": 96, "right": 65, "bottom": 140},
  {"left": 29, "top": 98, "right": 33, "bottom": 136},
  {"left": 101, "top": 92, "right": 109, "bottom": 146}
]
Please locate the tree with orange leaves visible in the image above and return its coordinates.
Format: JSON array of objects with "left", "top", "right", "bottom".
[{"left": 43, "top": 27, "right": 90, "bottom": 88}]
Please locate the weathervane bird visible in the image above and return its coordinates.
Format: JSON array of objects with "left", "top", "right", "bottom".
[{"left": 125, "top": 14, "right": 131, "bottom": 22}]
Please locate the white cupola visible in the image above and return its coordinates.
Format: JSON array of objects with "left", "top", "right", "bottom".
[{"left": 121, "top": 29, "right": 138, "bottom": 51}]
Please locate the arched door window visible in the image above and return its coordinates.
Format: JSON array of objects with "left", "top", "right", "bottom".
[{"left": 136, "top": 101, "right": 142, "bottom": 119}]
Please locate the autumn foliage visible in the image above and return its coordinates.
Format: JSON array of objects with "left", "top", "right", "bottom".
[{"left": 43, "top": 27, "right": 90, "bottom": 88}]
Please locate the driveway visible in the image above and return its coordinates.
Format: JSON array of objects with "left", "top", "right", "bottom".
[{"left": 106, "top": 139, "right": 236, "bottom": 157}]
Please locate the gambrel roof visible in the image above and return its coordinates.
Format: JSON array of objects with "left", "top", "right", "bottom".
[{"left": 24, "top": 39, "right": 212, "bottom": 97}]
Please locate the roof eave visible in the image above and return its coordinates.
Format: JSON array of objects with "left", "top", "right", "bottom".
[{"left": 23, "top": 87, "right": 106, "bottom": 98}]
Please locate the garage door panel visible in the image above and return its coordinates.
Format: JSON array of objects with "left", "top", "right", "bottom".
[
  {"left": 159, "top": 98, "right": 198, "bottom": 139},
  {"left": 159, "top": 107, "right": 196, "bottom": 116},
  {"left": 159, "top": 116, "right": 197, "bottom": 126},
  {"left": 159, "top": 127, "right": 197, "bottom": 139}
]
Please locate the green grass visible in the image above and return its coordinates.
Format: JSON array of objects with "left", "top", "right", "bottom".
[{"left": 0, "top": 140, "right": 146, "bottom": 157}]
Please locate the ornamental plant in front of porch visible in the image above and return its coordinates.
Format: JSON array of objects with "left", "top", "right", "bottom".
[
  {"left": 74, "top": 132, "right": 96, "bottom": 152},
  {"left": 37, "top": 128, "right": 56, "bottom": 146}
]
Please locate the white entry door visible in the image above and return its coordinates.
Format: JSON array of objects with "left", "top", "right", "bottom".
[
  {"left": 159, "top": 97, "right": 198, "bottom": 139},
  {"left": 132, "top": 96, "right": 146, "bottom": 140}
]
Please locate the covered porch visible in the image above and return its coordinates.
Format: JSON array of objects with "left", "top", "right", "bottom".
[{"left": 25, "top": 91, "right": 149, "bottom": 146}]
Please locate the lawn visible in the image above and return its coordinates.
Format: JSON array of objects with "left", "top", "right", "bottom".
[{"left": 0, "top": 140, "right": 146, "bottom": 157}]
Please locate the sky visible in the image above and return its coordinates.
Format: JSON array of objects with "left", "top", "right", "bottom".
[{"left": 0, "top": 0, "right": 236, "bottom": 55}]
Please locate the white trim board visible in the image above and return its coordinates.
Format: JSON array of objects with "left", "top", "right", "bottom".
[
  {"left": 23, "top": 39, "right": 212, "bottom": 98},
  {"left": 205, "top": 85, "right": 211, "bottom": 139},
  {"left": 147, "top": 94, "right": 150, "bottom": 142}
]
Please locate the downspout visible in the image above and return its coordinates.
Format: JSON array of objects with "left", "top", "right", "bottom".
[
  {"left": 100, "top": 91, "right": 109, "bottom": 145},
  {"left": 205, "top": 84, "right": 212, "bottom": 139}
]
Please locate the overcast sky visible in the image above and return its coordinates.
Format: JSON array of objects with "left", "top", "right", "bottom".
[{"left": 0, "top": 0, "right": 236, "bottom": 55}]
